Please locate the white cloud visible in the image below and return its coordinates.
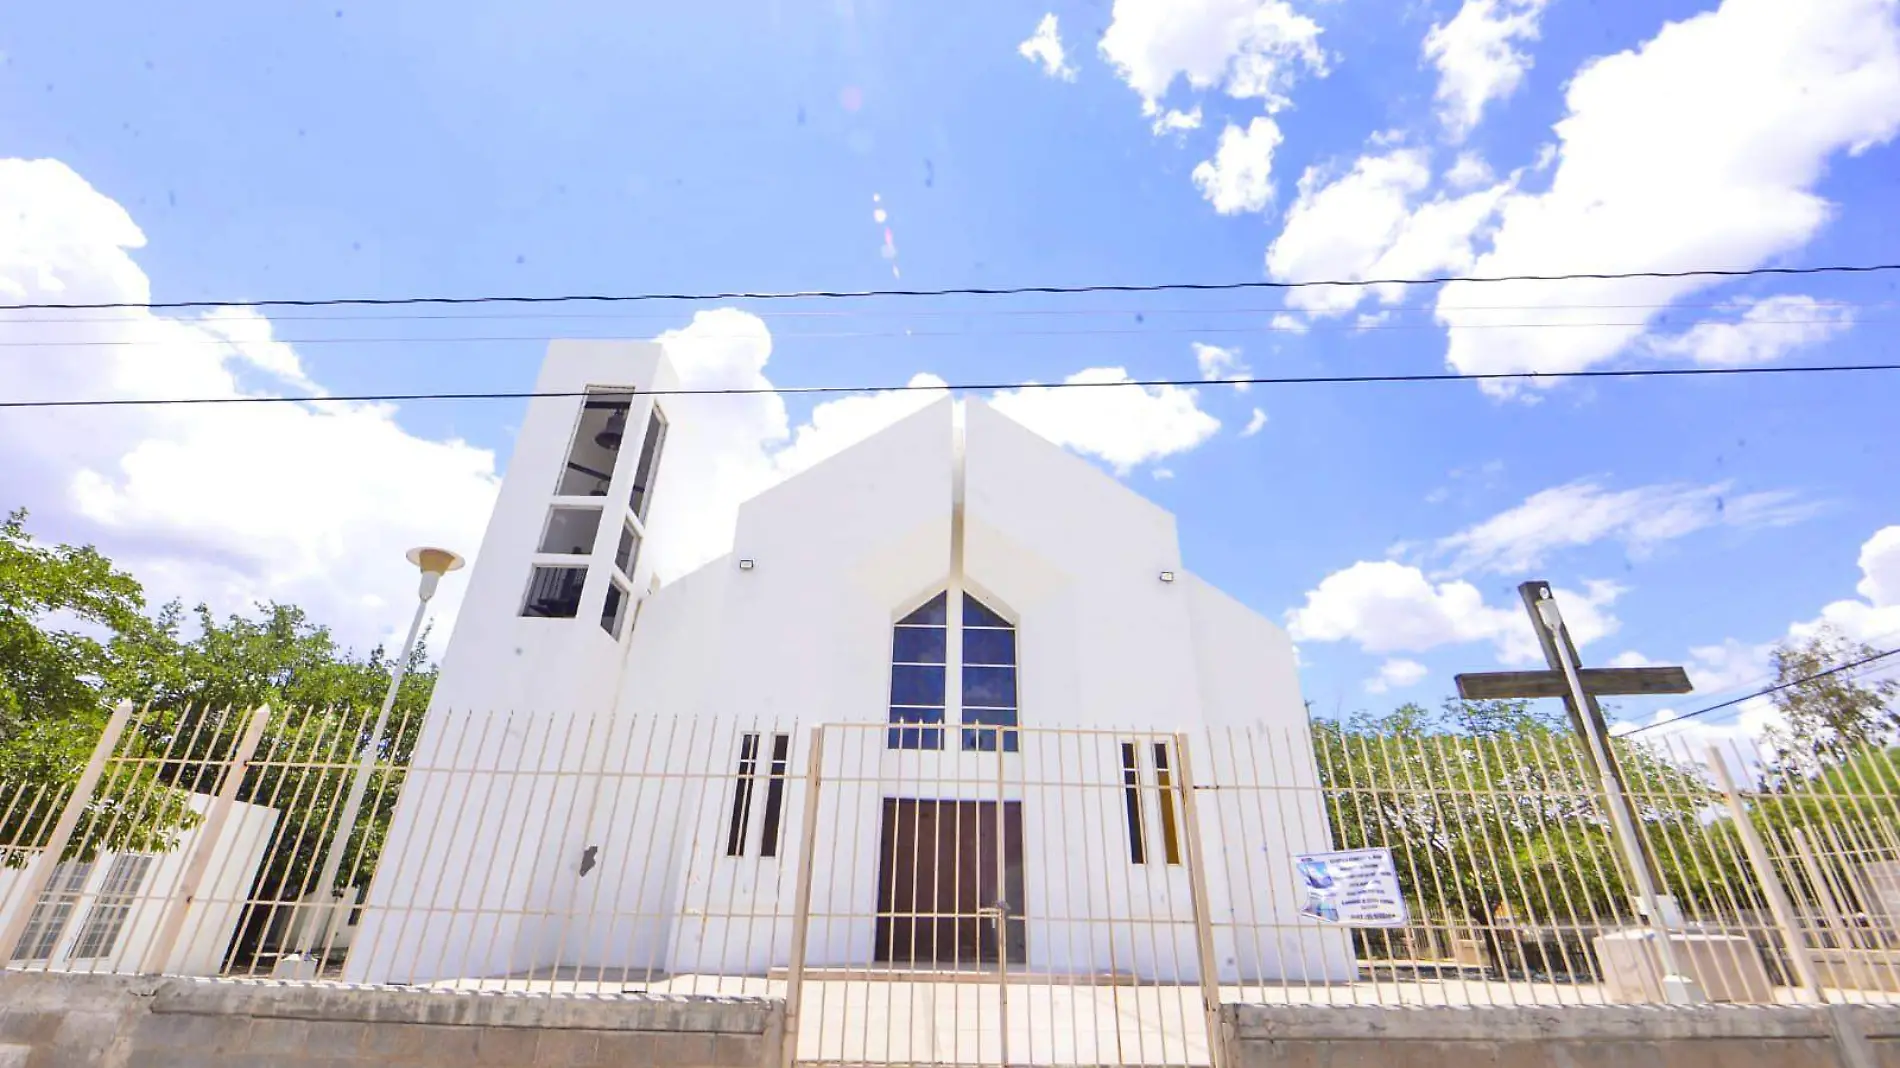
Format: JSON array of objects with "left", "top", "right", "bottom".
[
  {"left": 1152, "top": 468, "right": 1176, "bottom": 481},
  {"left": 1269, "top": 312, "right": 1308, "bottom": 334},
  {"left": 1430, "top": 479, "right": 1815, "bottom": 575},
  {"left": 1266, "top": 147, "right": 1511, "bottom": 316},
  {"left": 0, "top": 158, "right": 500, "bottom": 655},
  {"left": 989, "top": 367, "right": 1221, "bottom": 473},
  {"left": 1608, "top": 650, "right": 1655, "bottom": 669},
  {"left": 1019, "top": 13, "right": 1079, "bottom": 81},
  {"left": 1423, "top": 0, "right": 1549, "bottom": 140},
  {"left": 1682, "top": 638, "right": 1778, "bottom": 694},
  {"left": 1618, "top": 525, "right": 1900, "bottom": 747},
  {"left": 1649, "top": 294, "right": 1855, "bottom": 366},
  {"left": 1286, "top": 559, "right": 1622, "bottom": 664},
  {"left": 1193, "top": 341, "right": 1252, "bottom": 390},
  {"left": 1445, "top": 151, "right": 1495, "bottom": 190},
  {"left": 1192, "top": 117, "right": 1284, "bottom": 214},
  {"left": 1099, "top": 0, "right": 1327, "bottom": 114},
  {"left": 1796, "top": 524, "right": 1900, "bottom": 646},
  {"left": 1241, "top": 407, "right": 1269, "bottom": 437},
  {"left": 1437, "top": 0, "right": 1900, "bottom": 389},
  {"left": 1152, "top": 107, "right": 1205, "bottom": 135},
  {"left": 1366, "top": 657, "right": 1429, "bottom": 694}
]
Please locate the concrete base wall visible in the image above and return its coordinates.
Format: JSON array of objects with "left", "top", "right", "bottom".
[
  {"left": 1223, "top": 1003, "right": 1900, "bottom": 1068},
  {"left": 0, "top": 972, "right": 781, "bottom": 1068}
]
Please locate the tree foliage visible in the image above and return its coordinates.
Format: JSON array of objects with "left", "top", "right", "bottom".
[
  {"left": 1, "top": 510, "right": 200, "bottom": 862},
  {"left": 0, "top": 508, "right": 435, "bottom": 945},
  {"left": 1313, "top": 698, "right": 1747, "bottom": 972},
  {"left": 1762, "top": 627, "right": 1900, "bottom": 781}
]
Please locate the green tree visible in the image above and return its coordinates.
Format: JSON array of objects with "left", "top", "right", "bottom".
[
  {"left": 105, "top": 601, "right": 437, "bottom": 963},
  {"left": 0, "top": 509, "right": 200, "bottom": 864},
  {"left": 2, "top": 509, "right": 436, "bottom": 967},
  {"left": 1314, "top": 698, "right": 1744, "bottom": 975},
  {"left": 1762, "top": 628, "right": 1899, "bottom": 781}
]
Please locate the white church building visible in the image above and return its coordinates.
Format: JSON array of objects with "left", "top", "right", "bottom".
[{"left": 346, "top": 341, "right": 1350, "bottom": 986}]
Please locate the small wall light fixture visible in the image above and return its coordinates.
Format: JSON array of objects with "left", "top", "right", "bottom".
[
  {"left": 738, "top": 558, "right": 756, "bottom": 571},
  {"left": 1158, "top": 570, "right": 1175, "bottom": 583}
]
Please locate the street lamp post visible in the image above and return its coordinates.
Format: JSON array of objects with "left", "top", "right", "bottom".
[{"left": 286, "top": 546, "right": 463, "bottom": 967}]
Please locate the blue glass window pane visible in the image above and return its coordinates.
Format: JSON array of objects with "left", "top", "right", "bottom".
[
  {"left": 963, "top": 595, "right": 1010, "bottom": 629},
  {"left": 899, "top": 593, "right": 948, "bottom": 626},
  {"left": 892, "top": 626, "right": 947, "bottom": 665},
  {"left": 890, "top": 665, "right": 946, "bottom": 706},
  {"left": 962, "top": 666, "right": 1017, "bottom": 708},
  {"left": 963, "top": 629, "right": 1015, "bottom": 666}
]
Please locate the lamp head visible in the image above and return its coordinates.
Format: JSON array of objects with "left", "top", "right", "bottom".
[{"left": 406, "top": 546, "right": 465, "bottom": 601}]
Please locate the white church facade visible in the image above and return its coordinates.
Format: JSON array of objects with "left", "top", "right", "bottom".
[{"left": 346, "top": 340, "right": 1351, "bottom": 986}]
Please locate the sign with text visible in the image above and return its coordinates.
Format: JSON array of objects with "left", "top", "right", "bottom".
[{"left": 1293, "top": 848, "right": 1408, "bottom": 927}]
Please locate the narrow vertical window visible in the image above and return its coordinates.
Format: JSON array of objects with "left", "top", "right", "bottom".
[
  {"left": 960, "top": 594, "right": 1018, "bottom": 753},
  {"left": 1153, "top": 743, "right": 1183, "bottom": 866},
  {"left": 758, "top": 734, "right": 792, "bottom": 858},
  {"left": 725, "top": 733, "right": 761, "bottom": 857},
  {"left": 70, "top": 854, "right": 154, "bottom": 959},
  {"left": 600, "top": 580, "right": 630, "bottom": 639},
  {"left": 889, "top": 593, "right": 947, "bottom": 750},
  {"left": 629, "top": 406, "right": 667, "bottom": 521},
  {"left": 613, "top": 521, "right": 640, "bottom": 576},
  {"left": 556, "top": 391, "right": 634, "bottom": 496},
  {"left": 10, "top": 860, "right": 93, "bottom": 961},
  {"left": 1120, "top": 743, "right": 1146, "bottom": 865}
]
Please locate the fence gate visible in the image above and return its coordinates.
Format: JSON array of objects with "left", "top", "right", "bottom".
[{"left": 783, "top": 723, "right": 1219, "bottom": 1068}]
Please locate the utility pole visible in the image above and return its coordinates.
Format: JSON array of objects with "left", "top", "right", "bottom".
[{"left": 1454, "top": 580, "right": 1704, "bottom": 1004}]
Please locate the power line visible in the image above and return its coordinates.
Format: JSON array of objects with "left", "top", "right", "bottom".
[
  {"left": 1619, "top": 646, "right": 1900, "bottom": 737},
  {"left": 4, "top": 262, "right": 1897, "bottom": 313},
  {"left": 4, "top": 361, "right": 1898, "bottom": 411},
  {"left": 3, "top": 316, "right": 1887, "bottom": 350},
  {"left": 0, "top": 298, "right": 1885, "bottom": 326}
]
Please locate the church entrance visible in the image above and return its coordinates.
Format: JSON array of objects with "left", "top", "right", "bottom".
[{"left": 874, "top": 798, "right": 1026, "bottom": 966}]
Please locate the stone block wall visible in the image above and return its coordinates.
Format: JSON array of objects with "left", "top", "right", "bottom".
[
  {"left": 0, "top": 972, "right": 781, "bottom": 1068},
  {"left": 1223, "top": 1003, "right": 1900, "bottom": 1068}
]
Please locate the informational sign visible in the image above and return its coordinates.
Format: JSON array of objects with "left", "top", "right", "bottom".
[{"left": 1292, "top": 848, "right": 1408, "bottom": 928}]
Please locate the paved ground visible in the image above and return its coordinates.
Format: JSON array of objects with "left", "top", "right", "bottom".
[{"left": 421, "top": 972, "right": 1900, "bottom": 1066}]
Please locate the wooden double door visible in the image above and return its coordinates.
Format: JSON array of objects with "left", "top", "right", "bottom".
[{"left": 874, "top": 799, "right": 1026, "bottom": 966}]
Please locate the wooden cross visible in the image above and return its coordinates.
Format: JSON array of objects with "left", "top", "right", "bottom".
[
  {"left": 1455, "top": 581, "right": 1694, "bottom": 739},
  {"left": 1455, "top": 581, "right": 1696, "bottom": 874}
]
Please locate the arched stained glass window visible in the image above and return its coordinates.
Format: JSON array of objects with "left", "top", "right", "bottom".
[{"left": 887, "top": 591, "right": 1018, "bottom": 752}]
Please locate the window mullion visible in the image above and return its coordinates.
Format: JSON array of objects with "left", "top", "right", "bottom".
[{"left": 945, "top": 579, "right": 964, "bottom": 735}]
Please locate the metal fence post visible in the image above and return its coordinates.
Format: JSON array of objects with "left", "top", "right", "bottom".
[
  {"left": 779, "top": 725, "right": 825, "bottom": 1068},
  {"left": 142, "top": 703, "right": 273, "bottom": 975},
  {"left": 1706, "top": 747, "right": 1873, "bottom": 1068},
  {"left": 1173, "top": 731, "right": 1227, "bottom": 1068},
  {"left": 1705, "top": 748, "right": 1826, "bottom": 1000},
  {"left": 0, "top": 701, "right": 134, "bottom": 961}
]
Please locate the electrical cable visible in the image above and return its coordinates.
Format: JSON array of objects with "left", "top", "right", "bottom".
[
  {"left": 1618, "top": 646, "right": 1900, "bottom": 737},
  {"left": 3, "top": 262, "right": 1896, "bottom": 313},
  {"left": 0, "top": 315, "right": 1885, "bottom": 349},
  {"left": 0, "top": 298, "right": 1884, "bottom": 327},
  {"left": 4, "top": 361, "right": 1897, "bottom": 411}
]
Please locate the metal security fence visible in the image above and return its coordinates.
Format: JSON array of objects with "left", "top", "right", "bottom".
[{"left": 9, "top": 705, "right": 1900, "bottom": 1066}]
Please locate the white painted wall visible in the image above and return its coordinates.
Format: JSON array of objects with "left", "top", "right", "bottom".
[
  {"left": 352, "top": 341, "right": 678, "bottom": 984},
  {"left": 358, "top": 353, "right": 1351, "bottom": 985},
  {"left": 0, "top": 795, "right": 276, "bottom": 977}
]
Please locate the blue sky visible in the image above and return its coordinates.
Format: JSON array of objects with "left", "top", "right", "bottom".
[{"left": 3, "top": 0, "right": 1898, "bottom": 738}]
